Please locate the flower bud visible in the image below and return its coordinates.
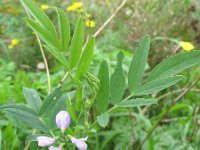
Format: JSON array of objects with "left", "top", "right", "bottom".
[
  {"left": 49, "top": 146, "right": 62, "bottom": 150},
  {"left": 71, "top": 137, "right": 88, "bottom": 150},
  {"left": 56, "top": 110, "right": 70, "bottom": 131},
  {"left": 37, "top": 136, "right": 55, "bottom": 147}
]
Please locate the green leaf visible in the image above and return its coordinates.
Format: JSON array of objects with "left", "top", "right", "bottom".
[
  {"left": 44, "top": 46, "right": 69, "bottom": 69},
  {"left": 128, "top": 35, "right": 150, "bottom": 93},
  {"left": 136, "top": 75, "right": 184, "bottom": 95},
  {"left": 147, "top": 50, "right": 200, "bottom": 81},
  {"left": 0, "top": 128, "right": 2, "bottom": 150},
  {"left": 97, "top": 112, "right": 109, "bottom": 128},
  {"left": 0, "top": 104, "right": 37, "bottom": 115},
  {"left": 25, "top": 18, "right": 61, "bottom": 50},
  {"left": 50, "top": 95, "right": 67, "bottom": 129},
  {"left": 23, "top": 87, "right": 42, "bottom": 114},
  {"left": 76, "top": 37, "right": 95, "bottom": 79},
  {"left": 56, "top": 7, "right": 70, "bottom": 51},
  {"left": 39, "top": 87, "right": 62, "bottom": 116},
  {"left": 69, "top": 17, "right": 84, "bottom": 69},
  {"left": 0, "top": 104, "right": 49, "bottom": 132},
  {"left": 117, "top": 98, "right": 157, "bottom": 107},
  {"left": 96, "top": 60, "right": 110, "bottom": 113},
  {"left": 20, "top": 0, "right": 57, "bottom": 36},
  {"left": 110, "top": 51, "right": 126, "bottom": 104},
  {"left": 76, "top": 87, "right": 83, "bottom": 111},
  {"left": 66, "top": 95, "right": 77, "bottom": 122}
]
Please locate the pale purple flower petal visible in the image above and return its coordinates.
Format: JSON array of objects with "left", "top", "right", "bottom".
[
  {"left": 37, "top": 136, "right": 55, "bottom": 147},
  {"left": 71, "top": 137, "right": 88, "bottom": 150},
  {"left": 56, "top": 110, "right": 70, "bottom": 131},
  {"left": 48, "top": 146, "right": 62, "bottom": 150}
]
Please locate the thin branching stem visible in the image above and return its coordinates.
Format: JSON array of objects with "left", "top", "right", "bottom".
[
  {"left": 94, "top": 0, "right": 127, "bottom": 37},
  {"left": 136, "top": 76, "right": 200, "bottom": 150}
]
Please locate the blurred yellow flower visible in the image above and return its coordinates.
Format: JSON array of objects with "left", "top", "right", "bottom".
[
  {"left": 180, "top": 41, "right": 194, "bottom": 51},
  {"left": 85, "top": 19, "right": 96, "bottom": 28},
  {"left": 8, "top": 38, "right": 19, "bottom": 49},
  {"left": 67, "top": 2, "right": 83, "bottom": 12},
  {"left": 40, "top": 4, "right": 49, "bottom": 10}
]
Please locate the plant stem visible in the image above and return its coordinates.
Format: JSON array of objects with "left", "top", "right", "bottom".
[
  {"left": 136, "top": 76, "right": 200, "bottom": 150},
  {"left": 36, "top": 35, "right": 51, "bottom": 94},
  {"left": 94, "top": 0, "right": 127, "bottom": 37},
  {"left": 24, "top": 7, "right": 51, "bottom": 94}
]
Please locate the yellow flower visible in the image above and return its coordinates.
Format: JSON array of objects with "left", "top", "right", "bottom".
[
  {"left": 40, "top": 4, "right": 49, "bottom": 10},
  {"left": 180, "top": 41, "right": 194, "bottom": 51},
  {"left": 67, "top": 2, "right": 83, "bottom": 12},
  {"left": 8, "top": 38, "right": 19, "bottom": 49},
  {"left": 85, "top": 19, "right": 95, "bottom": 28}
]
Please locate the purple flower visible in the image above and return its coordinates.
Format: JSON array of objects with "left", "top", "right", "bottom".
[
  {"left": 71, "top": 137, "right": 88, "bottom": 150},
  {"left": 48, "top": 146, "right": 62, "bottom": 150},
  {"left": 56, "top": 110, "right": 70, "bottom": 132},
  {"left": 37, "top": 136, "right": 55, "bottom": 147}
]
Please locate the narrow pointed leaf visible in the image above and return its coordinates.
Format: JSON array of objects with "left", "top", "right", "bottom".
[
  {"left": 76, "top": 87, "right": 83, "bottom": 111},
  {"left": 56, "top": 7, "right": 70, "bottom": 51},
  {"left": 96, "top": 60, "right": 110, "bottom": 113},
  {"left": 136, "top": 75, "right": 184, "bottom": 95},
  {"left": 117, "top": 98, "right": 157, "bottom": 107},
  {"left": 66, "top": 96, "right": 77, "bottom": 122},
  {"left": 76, "top": 37, "right": 95, "bottom": 79},
  {"left": 147, "top": 50, "right": 200, "bottom": 81},
  {"left": 23, "top": 88, "right": 42, "bottom": 113},
  {"left": 0, "top": 104, "right": 49, "bottom": 132},
  {"left": 97, "top": 113, "right": 109, "bottom": 128},
  {"left": 110, "top": 51, "right": 126, "bottom": 103},
  {"left": 25, "top": 18, "right": 61, "bottom": 50},
  {"left": 39, "top": 87, "right": 62, "bottom": 116},
  {"left": 20, "top": 0, "right": 57, "bottom": 36},
  {"left": 69, "top": 17, "right": 84, "bottom": 69},
  {"left": 44, "top": 46, "right": 69, "bottom": 69},
  {"left": 128, "top": 35, "right": 150, "bottom": 93}
]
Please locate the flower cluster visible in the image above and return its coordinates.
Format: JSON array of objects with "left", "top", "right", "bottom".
[
  {"left": 36, "top": 111, "right": 87, "bottom": 150},
  {"left": 85, "top": 19, "right": 95, "bottom": 28},
  {"left": 67, "top": 2, "right": 83, "bottom": 13},
  {"left": 66, "top": 2, "right": 96, "bottom": 28}
]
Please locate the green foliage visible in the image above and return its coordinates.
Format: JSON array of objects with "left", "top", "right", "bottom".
[
  {"left": 20, "top": 0, "right": 57, "bottom": 35},
  {"left": 128, "top": 35, "right": 150, "bottom": 93},
  {"left": 39, "top": 87, "right": 62, "bottom": 116},
  {"left": 0, "top": 104, "right": 49, "bottom": 132},
  {"left": 1, "top": 0, "right": 200, "bottom": 149},
  {"left": 23, "top": 88, "right": 42, "bottom": 114},
  {"left": 147, "top": 51, "right": 200, "bottom": 81},
  {"left": 25, "top": 18, "right": 61, "bottom": 50},
  {"left": 97, "top": 113, "right": 109, "bottom": 128},
  {"left": 136, "top": 75, "right": 184, "bottom": 95},
  {"left": 110, "top": 51, "right": 126, "bottom": 103},
  {"left": 96, "top": 60, "right": 110, "bottom": 113},
  {"left": 69, "top": 17, "right": 84, "bottom": 69},
  {"left": 76, "top": 37, "right": 95, "bottom": 79},
  {"left": 117, "top": 98, "right": 157, "bottom": 107},
  {"left": 56, "top": 7, "right": 70, "bottom": 52}
]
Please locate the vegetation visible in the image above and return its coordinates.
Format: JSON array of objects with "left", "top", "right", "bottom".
[{"left": 0, "top": 0, "right": 200, "bottom": 150}]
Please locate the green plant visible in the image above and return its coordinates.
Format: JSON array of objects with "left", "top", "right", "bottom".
[{"left": 1, "top": 0, "right": 200, "bottom": 149}]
